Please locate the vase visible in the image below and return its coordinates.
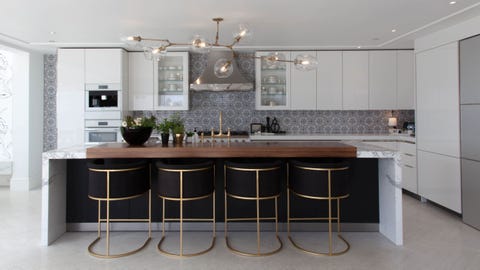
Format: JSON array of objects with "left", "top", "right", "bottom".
[
  {"left": 173, "top": 133, "right": 184, "bottom": 145},
  {"left": 161, "top": 133, "right": 169, "bottom": 145},
  {"left": 121, "top": 127, "right": 153, "bottom": 145}
]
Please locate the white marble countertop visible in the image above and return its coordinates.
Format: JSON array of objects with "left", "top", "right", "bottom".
[{"left": 250, "top": 133, "right": 415, "bottom": 143}]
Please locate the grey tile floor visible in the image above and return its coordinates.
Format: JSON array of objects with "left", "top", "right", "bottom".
[{"left": 1, "top": 187, "right": 479, "bottom": 270}]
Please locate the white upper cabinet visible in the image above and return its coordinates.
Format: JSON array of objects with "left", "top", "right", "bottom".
[
  {"left": 316, "top": 51, "right": 342, "bottom": 110},
  {"left": 85, "top": 49, "right": 124, "bottom": 85},
  {"left": 416, "top": 42, "right": 460, "bottom": 157},
  {"left": 291, "top": 51, "right": 317, "bottom": 110},
  {"left": 369, "top": 51, "right": 396, "bottom": 109},
  {"left": 396, "top": 51, "right": 415, "bottom": 109},
  {"left": 128, "top": 52, "right": 154, "bottom": 110},
  {"left": 153, "top": 52, "right": 189, "bottom": 110},
  {"left": 342, "top": 51, "right": 369, "bottom": 110}
]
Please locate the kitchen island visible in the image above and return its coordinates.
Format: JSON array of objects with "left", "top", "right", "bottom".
[{"left": 42, "top": 141, "right": 402, "bottom": 247}]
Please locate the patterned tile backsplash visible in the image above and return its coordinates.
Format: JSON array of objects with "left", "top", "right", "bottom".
[
  {"left": 43, "top": 53, "right": 414, "bottom": 150},
  {"left": 135, "top": 91, "right": 414, "bottom": 134}
]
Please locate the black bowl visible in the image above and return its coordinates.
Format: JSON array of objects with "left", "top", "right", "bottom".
[{"left": 121, "top": 127, "right": 153, "bottom": 145}]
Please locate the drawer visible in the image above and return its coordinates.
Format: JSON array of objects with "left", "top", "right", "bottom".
[
  {"left": 402, "top": 163, "right": 417, "bottom": 194},
  {"left": 398, "top": 141, "right": 416, "bottom": 156},
  {"left": 401, "top": 153, "right": 416, "bottom": 167}
]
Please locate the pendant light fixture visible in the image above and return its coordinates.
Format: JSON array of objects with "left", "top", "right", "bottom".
[{"left": 125, "top": 18, "right": 318, "bottom": 78}]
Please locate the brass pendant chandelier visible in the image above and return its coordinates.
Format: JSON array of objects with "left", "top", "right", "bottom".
[{"left": 126, "top": 18, "right": 318, "bottom": 78}]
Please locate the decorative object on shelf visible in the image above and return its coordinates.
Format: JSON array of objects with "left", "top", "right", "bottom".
[
  {"left": 156, "top": 118, "right": 173, "bottom": 146},
  {"left": 388, "top": 111, "right": 398, "bottom": 134},
  {"left": 124, "top": 18, "right": 318, "bottom": 78},
  {"left": 185, "top": 131, "right": 194, "bottom": 143},
  {"left": 169, "top": 113, "right": 185, "bottom": 145},
  {"left": 121, "top": 115, "right": 156, "bottom": 145}
]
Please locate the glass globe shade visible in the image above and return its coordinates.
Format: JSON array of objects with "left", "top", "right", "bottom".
[
  {"left": 233, "top": 23, "right": 252, "bottom": 42},
  {"left": 190, "top": 35, "right": 211, "bottom": 53},
  {"left": 214, "top": 58, "right": 234, "bottom": 78},
  {"left": 294, "top": 54, "right": 318, "bottom": 71}
]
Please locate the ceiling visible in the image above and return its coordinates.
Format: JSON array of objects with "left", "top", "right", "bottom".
[{"left": 2, "top": 0, "right": 480, "bottom": 52}]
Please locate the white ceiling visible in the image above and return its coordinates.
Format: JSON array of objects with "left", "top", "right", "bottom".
[{"left": 2, "top": 0, "right": 480, "bottom": 52}]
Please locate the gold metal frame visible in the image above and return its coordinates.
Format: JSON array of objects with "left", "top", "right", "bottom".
[
  {"left": 157, "top": 165, "right": 216, "bottom": 257},
  {"left": 87, "top": 164, "right": 152, "bottom": 259},
  {"left": 287, "top": 163, "right": 350, "bottom": 256},
  {"left": 224, "top": 165, "right": 283, "bottom": 256}
]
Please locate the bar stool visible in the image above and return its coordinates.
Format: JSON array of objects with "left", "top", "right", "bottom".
[
  {"left": 224, "top": 159, "right": 283, "bottom": 256},
  {"left": 288, "top": 159, "right": 350, "bottom": 256},
  {"left": 156, "top": 159, "right": 215, "bottom": 257},
  {"left": 87, "top": 159, "right": 151, "bottom": 259}
]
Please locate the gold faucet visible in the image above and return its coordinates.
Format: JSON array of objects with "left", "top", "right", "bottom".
[{"left": 211, "top": 111, "right": 231, "bottom": 138}]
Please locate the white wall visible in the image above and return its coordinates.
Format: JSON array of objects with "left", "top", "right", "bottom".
[{"left": 1, "top": 41, "right": 44, "bottom": 190}]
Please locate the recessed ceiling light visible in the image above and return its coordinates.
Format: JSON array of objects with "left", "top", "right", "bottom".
[
  {"left": 50, "top": 31, "right": 56, "bottom": 35},
  {"left": 357, "top": 46, "right": 362, "bottom": 49},
  {"left": 391, "top": 29, "right": 397, "bottom": 33},
  {"left": 449, "top": 1, "right": 456, "bottom": 5}
]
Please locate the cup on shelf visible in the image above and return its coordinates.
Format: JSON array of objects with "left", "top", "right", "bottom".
[{"left": 168, "top": 84, "right": 176, "bottom": 90}]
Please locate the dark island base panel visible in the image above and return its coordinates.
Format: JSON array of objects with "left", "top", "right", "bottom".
[{"left": 66, "top": 158, "right": 379, "bottom": 224}]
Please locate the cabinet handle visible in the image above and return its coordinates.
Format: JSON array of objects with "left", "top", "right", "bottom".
[
  {"left": 404, "top": 153, "right": 415, "bottom": 157},
  {"left": 404, "top": 164, "right": 415, "bottom": 168}
]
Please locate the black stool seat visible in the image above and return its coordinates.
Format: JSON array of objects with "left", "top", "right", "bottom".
[
  {"left": 86, "top": 158, "right": 151, "bottom": 259},
  {"left": 224, "top": 159, "right": 283, "bottom": 256},
  {"left": 288, "top": 159, "right": 350, "bottom": 256},
  {"left": 155, "top": 159, "right": 216, "bottom": 257},
  {"left": 88, "top": 159, "right": 150, "bottom": 200},
  {"left": 156, "top": 159, "right": 214, "bottom": 199}
]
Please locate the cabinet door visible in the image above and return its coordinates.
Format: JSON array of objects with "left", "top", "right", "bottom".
[
  {"left": 460, "top": 34, "right": 480, "bottom": 104},
  {"left": 317, "top": 51, "right": 342, "bottom": 110},
  {"left": 57, "top": 49, "right": 85, "bottom": 148},
  {"left": 416, "top": 42, "right": 460, "bottom": 157},
  {"left": 418, "top": 150, "right": 461, "bottom": 213},
  {"left": 128, "top": 52, "right": 154, "bottom": 110},
  {"left": 291, "top": 51, "right": 316, "bottom": 110},
  {"left": 397, "top": 51, "right": 415, "bottom": 109},
  {"left": 369, "top": 51, "right": 396, "bottom": 109},
  {"left": 154, "top": 52, "right": 189, "bottom": 110},
  {"left": 255, "top": 51, "right": 291, "bottom": 110},
  {"left": 85, "top": 49, "right": 123, "bottom": 84},
  {"left": 342, "top": 51, "right": 369, "bottom": 109}
]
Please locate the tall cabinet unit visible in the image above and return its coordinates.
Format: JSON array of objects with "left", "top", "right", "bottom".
[
  {"left": 416, "top": 42, "right": 461, "bottom": 213},
  {"left": 255, "top": 51, "right": 291, "bottom": 110},
  {"left": 316, "top": 51, "right": 343, "bottom": 110},
  {"left": 342, "top": 51, "right": 369, "bottom": 110},
  {"left": 291, "top": 51, "right": 317, "bottom": 110},
  {"left": 57, "top": 49, "right": 85, "bottom": 148}
]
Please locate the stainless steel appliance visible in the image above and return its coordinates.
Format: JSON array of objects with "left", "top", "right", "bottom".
[
  {"left": 84, "top": 119, "right": 122, "bottom": 145},
  {"left": 85, "top": 83, "right": 122, "bottom": 111},
  {"left": 460, "top": 34, "right": 480, "bottom": 230}
]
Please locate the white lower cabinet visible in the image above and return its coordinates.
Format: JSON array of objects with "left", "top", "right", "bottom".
[{"left": 417, "top": 150, "right": 461, "bottom": 213}]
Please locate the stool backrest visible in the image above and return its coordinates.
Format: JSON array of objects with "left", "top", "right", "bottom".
[
  {"left": 225, "top": 160, "right": 282, "bottom": 198},
  {"left": 289, "top": 160, "right": 349, "bottom": 198},
  {"left": 87, "top": 159, "right": 150, "bottom": 199}
]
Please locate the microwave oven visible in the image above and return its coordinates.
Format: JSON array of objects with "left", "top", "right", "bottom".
[
  {"left": 85, "top": 128, "right": 121, "bottom": 144},
  {"left": 85, "top": 83, "right": 122, "bottom": 111}
]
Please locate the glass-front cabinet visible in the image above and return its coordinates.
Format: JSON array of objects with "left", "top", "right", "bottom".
[
  {"left": 255, "top": 51, "right": 291, "bottom": 110},
  {"left": 154, "top": 52, "right": 189, "bottom": 110}
]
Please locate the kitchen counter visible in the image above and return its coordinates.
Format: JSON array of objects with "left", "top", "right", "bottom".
[
  {"left": 250, "top": 133, "right": 415, "bottom": 143},
  {"left": 42, "top": 140, "right": 402, "bottom": 247}
]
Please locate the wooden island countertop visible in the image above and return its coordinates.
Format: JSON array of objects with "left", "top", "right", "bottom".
[{"left": 86, "top": 141, "right": 357, "bottom": 159}]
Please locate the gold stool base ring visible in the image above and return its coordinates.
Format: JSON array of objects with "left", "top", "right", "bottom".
[
  {"left": 225, "top": 235, "right": 283, "bottom": 257},
  {"left": 157, "top": 235, "right": 216, "bottom": 257},
  {"left": 88, "top": 236, "right": 151, "bottom": 259},
  {"left": 288, "top": 234, "right": 350, "bottom": 256}
]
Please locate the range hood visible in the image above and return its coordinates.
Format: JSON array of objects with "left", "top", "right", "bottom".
[{"left": 189, "top": 51, "right": 254, "bottom": 91}]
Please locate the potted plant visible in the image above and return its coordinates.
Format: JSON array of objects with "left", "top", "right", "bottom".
[
  {"left": 156, "top": 118, "right": 172, "bottom": 145},
  {"left": 121, "top": 115, "right": 156, "bottom": 145},
  {"left": 169, "top": 114, "right": 185, "bottom": 145},
  {"left": 185, "top": 131, "right": 194, "bottom": 143}
]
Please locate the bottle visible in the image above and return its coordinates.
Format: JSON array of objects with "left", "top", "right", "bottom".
[{"left": 193, "top": 127, "right": 199, "bottom": 143}]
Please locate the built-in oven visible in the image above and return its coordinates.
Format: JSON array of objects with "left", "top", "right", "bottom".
[
  {"left": 84, "top": 119, "right": 122, "bottom": 145},
  {"left": 85, "top": 83, "right": 122, "bottom": 111}
]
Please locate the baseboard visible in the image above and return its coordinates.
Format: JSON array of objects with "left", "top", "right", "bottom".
[{"left": 67, "top": 222, "right": 379, "bottom": 232}]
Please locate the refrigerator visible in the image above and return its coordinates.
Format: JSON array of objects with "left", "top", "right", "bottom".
[{"left": 460, "top": 34, "right": 480, "bottom": 230}]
